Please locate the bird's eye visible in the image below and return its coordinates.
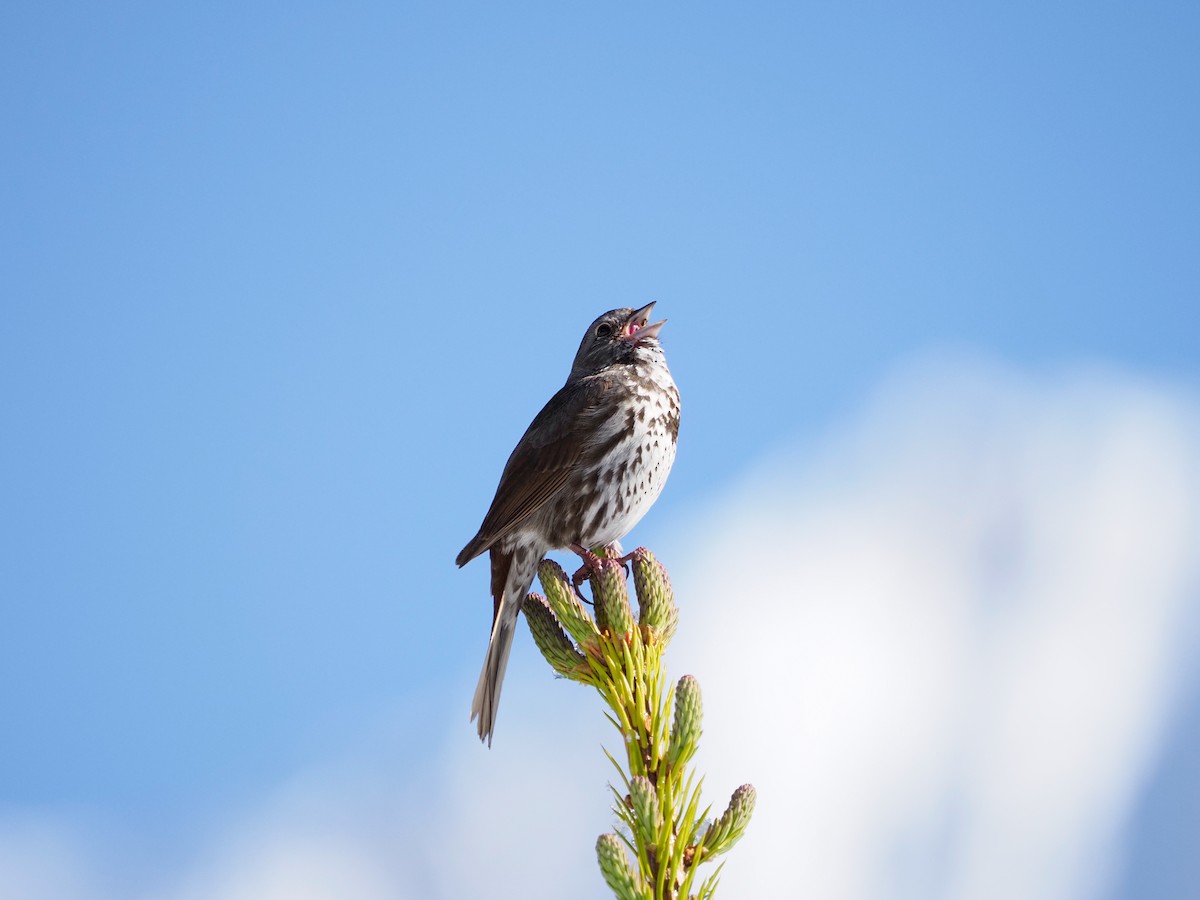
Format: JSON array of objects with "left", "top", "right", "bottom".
[{"left": 595, "top": 323, "right": 614, "bottom": 339}]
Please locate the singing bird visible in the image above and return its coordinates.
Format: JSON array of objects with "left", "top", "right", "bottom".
[{"left": 457, "top": 303, "right": 680, "bottom": 744}]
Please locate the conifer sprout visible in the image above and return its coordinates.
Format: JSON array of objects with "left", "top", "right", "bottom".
[
  {"left": 522, "top": 548, "right": 755, "bottom": 899},
  {"left": 521, "top": 593, "right": 587, "bottom": 677},
  {"left": 700, "top": 784, "right": 757, "bottom": 859},
  {"left": 631, "top": 549, "right": 678, "bottom": 642},
  {"left": 667, "top": 675, "right": 703, "bottom": 769},
  {"left": 591, "top": 557, "right": 636, "bottom": 636},
  {"left": 538, "top": 559, "right": 600, "bottom": 648},
  {"left": 597, "top": 833, "right": 649, "bottom": 900},
  {"left": 629, "top": 775, "right": 663, "bottom": 846}
]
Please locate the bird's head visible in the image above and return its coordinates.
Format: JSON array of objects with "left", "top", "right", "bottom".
[{"left": 569, "top": 303, "right": 666, "bottom": 379}]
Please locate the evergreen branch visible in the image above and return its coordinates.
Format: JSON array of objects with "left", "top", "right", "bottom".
[{"left": 522, "top": 548, "right": 755, "bottom": 899}]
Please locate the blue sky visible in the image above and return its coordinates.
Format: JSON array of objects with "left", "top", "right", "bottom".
[{"left": 2, "top": 4, "right": 1198, "bottom": 898}]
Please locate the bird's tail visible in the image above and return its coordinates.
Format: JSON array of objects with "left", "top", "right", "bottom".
[{"left": 471, "top": 593, "right": 518, "bottom": 746}]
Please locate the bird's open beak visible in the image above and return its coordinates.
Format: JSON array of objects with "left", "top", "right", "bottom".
[{"left": 623, "top": 302, "right": 666, "bottom": 343}]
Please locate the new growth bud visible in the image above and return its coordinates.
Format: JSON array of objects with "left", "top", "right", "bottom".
[
  {"left": 522, "top": 593, "right": 587, "bottom": 677},
  {"left": 701, "top": 784, "right": 757, "bottom": 858},
  {"left": 538, "top": 559, "right": 598, "bottom": 646},
  {"left": 667, "top": 674, "right": 702, "bottom": 768},
  {"left": 631, "top": 548, "right": 678, "bottom": 644},
  {"left": 628, "top": 775, "right": 662, "bottom": 847},
  {"left": 596, "top": 833, "right": 647, "bottom": 900},
  {"left": 591, "top": 558, "right": 635, "bottom": 637}
]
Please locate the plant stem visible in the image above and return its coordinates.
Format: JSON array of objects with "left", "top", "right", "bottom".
[{"left": 522, "top": 550, "right": 755, "bottom": 900}]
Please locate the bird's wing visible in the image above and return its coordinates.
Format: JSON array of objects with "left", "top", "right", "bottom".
[{"left": 456, "top": 376, "right": 613, "bottom": 567}]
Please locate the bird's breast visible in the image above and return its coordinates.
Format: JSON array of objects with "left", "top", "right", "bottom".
[{"left": 541, "top": 360, "right": 679, "bottom": 549}]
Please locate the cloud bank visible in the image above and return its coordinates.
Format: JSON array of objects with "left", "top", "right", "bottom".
[
  {"left": 3, "top": 354, "right": 1198, "bottom": 899},
  {"left": 667, "top": 356, "right": 1200, "bottom": 900}
]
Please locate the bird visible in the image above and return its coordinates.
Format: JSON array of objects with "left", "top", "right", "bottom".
[{"left": 457, "top": 303, "right": 680, "bottom": 745}]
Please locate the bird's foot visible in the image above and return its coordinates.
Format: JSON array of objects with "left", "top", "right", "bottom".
[
  {"left": 569, "top": 542, "right": 636, "bottom": 600},
  {"left": 589, "top": 541, "right": 635, "bottom": 577},
  {"left": 603, "top": 542, "right": 635, "bottom": 577},
  {"left": 569, "top": 543, "right": 605, "bottom": 601},
  {"left": 615, "top": 551, "right": 640, "bottom": 578}
]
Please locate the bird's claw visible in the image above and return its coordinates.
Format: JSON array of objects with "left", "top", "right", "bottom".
[
  {"left": 613, "top": 550, "right": 634, "bottom": 578},
  {"left": 602, "top": 541, "right": 633, "bottom": 577},
  {"left": 569, "top": 542, "right": 637, "bottom": 601},
  {"left": 569, "top": 543, "right": 605, "bottom": 602}
]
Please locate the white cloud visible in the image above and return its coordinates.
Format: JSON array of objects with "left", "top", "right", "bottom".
[
  {"left": 3, "top": 355, "right": 1197, "bottom": 900},
  {"left": 158, "top": 767, "right": 407, "bottom": 900},
  {"left": 666, "top": 356, "right": 1200, "bottom": 900},
  {"left": 0, "top": 814, "right": 106, "bottom": 900}
]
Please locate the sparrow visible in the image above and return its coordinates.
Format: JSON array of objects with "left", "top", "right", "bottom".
[{"left": 457, "top": 303, "right": 680, "bottom": 744}]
